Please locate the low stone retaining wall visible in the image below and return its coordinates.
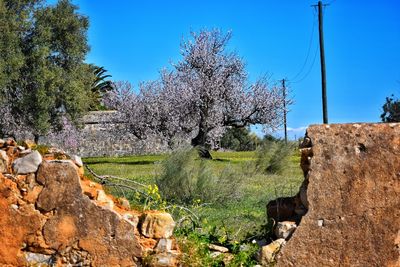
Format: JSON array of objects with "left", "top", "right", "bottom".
[{"left": 42, "top": 111, "right": 171, "bottom": 157}]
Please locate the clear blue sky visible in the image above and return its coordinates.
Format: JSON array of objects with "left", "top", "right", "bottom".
[{"left": 49, "top": 0, "right": 400, "bottom": 138}]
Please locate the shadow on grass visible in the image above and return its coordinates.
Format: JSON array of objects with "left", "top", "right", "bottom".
[
  {"left": 83, "top": 160, "right": 157, "bottom": 165},
  {"left": 212, "top": 158, "right": 231, "bottom": 162},
  {"left": 212, "top": 158, "right": 248, "bottom": 164}
]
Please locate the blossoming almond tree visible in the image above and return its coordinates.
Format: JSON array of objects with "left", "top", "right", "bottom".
[{"left": 105, "top": 29, "right": 288, "bottom": 151}]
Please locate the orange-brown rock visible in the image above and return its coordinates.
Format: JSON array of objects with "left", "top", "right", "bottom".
[
  {"left": 0, "top": 140, "right": 179, "bottom": 266},
  {"left": 81, "top": 178, "right": 103, "bottom": 199},
  {"left": 0, "top": 174, "right": 47, "bottom": 265},
  {"left": 5, "top": 138, "right": 16, "bottom": 147},
  {"left": 277, "top": 123, "right": 400, "bottom": 267},
  {"left": 37, "top": 161, "right": 143, "bottom": 266}
]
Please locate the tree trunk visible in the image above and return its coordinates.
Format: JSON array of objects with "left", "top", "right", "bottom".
[
  {"left": 191, "top": 129, "right": 212, "bottom": 159},
  {"left": 191, "top": 128, "right": 206, "bottom": 147},
  {"left": 34, "top": 134, "right": 39, "bottom": 144}
]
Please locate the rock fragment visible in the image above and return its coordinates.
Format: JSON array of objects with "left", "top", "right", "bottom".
[
  {"left": 70, "top": 154, "right": 83, "bottom": 167},
  {"left": 274, "top": 221, "right": 297, "bottom": 240},
  {"left": 0, "top": 150, "right": 9, "bottom": 173},
  {"left": 139, "top": 212, "right": 176, "bottom": 239},
  {"left": 12, "top": 150, "right": 42, "bottom": 174},
  {"left": 257, "top": 238, "right": 286, "bottom": 265},
  {"left": 208, "top": 244, "right": 229, "bottom": 253}
]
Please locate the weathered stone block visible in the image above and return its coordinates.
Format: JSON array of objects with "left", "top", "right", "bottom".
[
  {"left": 12, "top": 150, "right": 42, "bottom": 174},
  {"left": 277, "top": 123, "right": 400, "bottom": 267},
  {"left": 37, "top": 161, "right": 142, "bottom": 266},
  {"left": 139, "top": 212, "right": 176, "bottom": 239}
]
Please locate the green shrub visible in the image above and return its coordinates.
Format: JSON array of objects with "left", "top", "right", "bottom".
[
  {"left": 156, "top": 148, "right": 243, "bottom": 205},
  {"left": 255, "top": 140, "right": 296, "bottom": 174},
  {"left": 220, "top": 127, "right": 261, "bottom": 151}
]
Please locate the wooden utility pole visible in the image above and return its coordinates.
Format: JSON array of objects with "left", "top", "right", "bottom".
[
  {"left": 282, "top": 79, "right": 287, "bottom": 144},
  {"left": 316, "top": 1, "right": 328, "bottom": 124}
]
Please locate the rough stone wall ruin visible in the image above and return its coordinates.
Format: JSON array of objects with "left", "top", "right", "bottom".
[
  {"left": 276, "top": 123, "right": 400, "bottom": 267},
  {"left": 42, "top": 111, "right": 172, "bottom": 157},
  {"left": 0, "top": 139, "right": 179, "bottom": 266}
]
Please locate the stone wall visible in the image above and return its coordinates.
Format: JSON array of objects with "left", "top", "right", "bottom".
[
  {"left": 0, "top": 139, "right": 179, "bottom": 266},
  {"left": 42, "top": 111, "right": 172, "bottom": 157},
  {"left": 273, "top": 123, "right": 400, "bottom": 267}
]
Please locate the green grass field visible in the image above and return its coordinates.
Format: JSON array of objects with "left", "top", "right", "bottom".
[{"left": 84, "top": 150, "right": 303, "bottom": 242}]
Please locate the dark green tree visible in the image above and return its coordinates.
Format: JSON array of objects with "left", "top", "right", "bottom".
[
  {"left": 381, "top": 94, "right": 400, "bottom": 122},
  {"left": 0, "top": 0, "right": 94, "bottom": 141},
  {"left": 220, "top": 127, "right": 261, "bottom": 151},
  {"left": 0, "top": 0, "right": 31, "bottom": 100}
]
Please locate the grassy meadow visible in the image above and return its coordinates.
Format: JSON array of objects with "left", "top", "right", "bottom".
[{"left": 84, "top": 149, "right": 303, "bottom": 242}]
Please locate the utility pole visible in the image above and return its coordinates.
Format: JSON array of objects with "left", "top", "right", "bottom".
[
  {"left": 282, "top": 79, "right": 287, "bottom": 144},
  {"left": 314, "top": 1, "right": 328, "bottom": 124}
]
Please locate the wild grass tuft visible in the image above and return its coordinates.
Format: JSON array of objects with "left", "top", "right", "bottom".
[
  {"left": 156, "top": 148, "right": 243, "bottom": 206},
  {"left": 255, "top": 140, "right": 297, "bottom": 174}
]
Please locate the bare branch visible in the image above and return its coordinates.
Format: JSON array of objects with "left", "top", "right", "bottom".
[
  {"left": 165, "top": 205, "right": 200, "bottom": 222},
  {"left": 85, "top": 164, "right": 147, "bottom": 188}
]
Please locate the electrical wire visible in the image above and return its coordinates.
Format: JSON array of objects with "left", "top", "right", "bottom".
[
  {"left": 289, "top": 1, "right": 335, "bottom": 84},
  {"left": 289, "top": 10, "right": 317, "bottom": 81},
  {"left": 290, "top": 45, "right": 319, "bottom": 84}
]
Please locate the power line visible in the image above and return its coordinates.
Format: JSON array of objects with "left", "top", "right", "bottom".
[
  {"left": 290, "top": 45, "right": 318, "bottom": 84},
  {"left": 289, "top": 11, "right": 318, "bottom": 81}
]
